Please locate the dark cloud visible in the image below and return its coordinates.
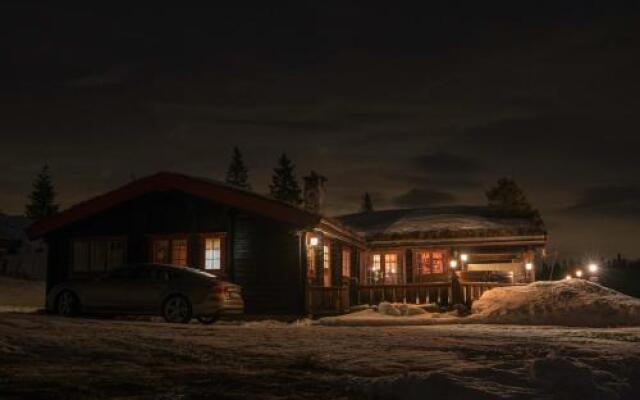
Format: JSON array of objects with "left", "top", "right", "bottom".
[
  {"left": 567, "top": 186, "right": 640, "bottom": 219},
  {"left": 413, "top": 153, "right": 483, "bottom": 175},
  {"left": 392, "top": 188, "right": 456, "bottom": 208},
  {"left": 2, "top": 3, "right": 640, "bottom": 257}
]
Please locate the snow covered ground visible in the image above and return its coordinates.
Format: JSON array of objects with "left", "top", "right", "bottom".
[
  {"left": 321, "top": 279, "right": 640, "bottom": 328},
  {"left": 0, "top": 276, "right": 44, "bottom": 312},
  {"left": 1, "top": 313, "right": 640, "bottom": 399}
]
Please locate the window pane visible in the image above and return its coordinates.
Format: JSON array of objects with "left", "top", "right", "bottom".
[
  {"left": 342, "top": 249, "right": 351, "bottom": 277},
  {"left": 72, "top": 241, "right": 89, "bottom": 272},
  {"left": 307, "top": 248, "right": 316, "bottom": 279},
  {"left": 91, "top": 241, "right": 108, "bottom": 272},
  {"left": 366, "top": 254, "right": 382, "bottom": 284},
  {"left": 205, "top": 238, "right": 221, "bottom": 270},
  {"left": 107, "top": 241, "right": 125, "bottom": 269},
  {"left": 171, "top": 239, "right": 188, "bottom": 266},
  {"left": 323, "top": 245, "right": 330, "bottom": 270},
  {"left": 153, "top": 240, "right": 170, "bottom": 264},
  {"left": 384, "top": 254, "right": 399, "bottom": 284},
  {"left": 432, "top": 252, "right": 444, "bottom": 274}
]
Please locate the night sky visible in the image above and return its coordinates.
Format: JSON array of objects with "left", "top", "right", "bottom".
[{"left": 2, "top": 3, "right": 639, "bottom": 258}]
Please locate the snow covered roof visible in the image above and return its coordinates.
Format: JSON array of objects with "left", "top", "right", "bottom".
[{"left": 337, "top": 206, "right": 546, "bottom": 242}]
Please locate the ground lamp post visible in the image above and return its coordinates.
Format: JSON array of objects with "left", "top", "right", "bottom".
[
  {"left": 588, "top": 263, "right": 599, "bottom": 282},
  {"left": 525, "top": 262, "right": 533, "bottom": 282},
  {"left": 575, "top": 269, "right": 583, "bottom": 278}
]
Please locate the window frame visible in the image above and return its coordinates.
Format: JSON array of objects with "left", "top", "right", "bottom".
[
  {"left": 342, "top": 248, "right": 351, "bottom": 278},
  {"left": 148, "top": 234, "right": 190, "bottom": 267},
  {"left": 71, "top": 236, "right": 127, "bottom": 274},
  {"left": 200, "top": 233, "right": 226, "bottom": 273},
  {"left": 413, "top": 249, "right": 448, "bottom": 280}
]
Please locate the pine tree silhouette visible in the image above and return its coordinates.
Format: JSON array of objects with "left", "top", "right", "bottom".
[
  {"left": 225, "top": 146, "right": 251, "bottom": 190},
  {"left": 486, "top": 178, "right": 538, "bottom": 218},
  {"left": 25, "top": 165, "right": 60, "bottom": 220},
  {"left": 269, "top": 153, "right": 302, "bottom": 205}
]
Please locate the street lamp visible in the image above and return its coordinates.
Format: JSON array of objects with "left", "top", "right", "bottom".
[
  {"left": 460, "top": 254, "right": 468, "bottom": 262},
  {"left": 449, "top": 260, "right": 458, "bottom": 269}
]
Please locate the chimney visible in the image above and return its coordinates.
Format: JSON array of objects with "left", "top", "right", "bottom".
[{"left": 303, "top": 171, "right": 327, "bottom": 214}]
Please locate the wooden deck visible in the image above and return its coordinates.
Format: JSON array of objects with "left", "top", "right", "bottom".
[{"left": 308, "top": 281, "right": 524, "bottom": 315}]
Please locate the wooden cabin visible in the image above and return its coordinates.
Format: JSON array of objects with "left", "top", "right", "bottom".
[{"left": 28, "top": 172, "right": 546, "bottom": 316}]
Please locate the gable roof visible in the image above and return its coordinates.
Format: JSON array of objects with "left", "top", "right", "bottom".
[
  {"left": 337, "top": 206, "right": 547, "bottom": 244},
  {"left": 27, "top": 172, "right": 325, "bottom": 239}
]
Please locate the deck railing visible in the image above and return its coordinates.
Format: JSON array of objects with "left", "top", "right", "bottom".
[
  {"left": 308, "top": 281, "right": 525, "bottom": 314},
  {"left": 308, "top": 285, "right": 349, "bottom": 315}
]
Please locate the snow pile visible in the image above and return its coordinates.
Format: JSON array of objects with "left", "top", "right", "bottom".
[
  {"left": 319, "top": 307, "right": 460, "bottom": 327},
  {"left": 0, "top": 276, "right": 45, "bottom": 312},
  {"left": 378, "top": 302, "right": 426, "bottom": 316},
  {"left": 472, "top": 279, "right": 640, "bottom": 327}
]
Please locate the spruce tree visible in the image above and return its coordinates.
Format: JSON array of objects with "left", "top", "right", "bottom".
[
  {"left": 25, "top": 165, "right": 60, "bottom": 220},
  {"left": 486, "top": 178, "right": 538, "bottom": 218},
  {"left": 361, "top": 192, "right": 374, "bottom": 213},
  {"left": 269, "top": 153, "right": 302, "bottom": 205},
  {"left": 225, "top": 146, "right": 251, "bottom": 190}
]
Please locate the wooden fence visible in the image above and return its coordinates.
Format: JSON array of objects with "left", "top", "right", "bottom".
[
  {"left": 308, "top": 285, "right": 349, "bottom": 315},
  {"left": 308, "top": 281, "right": 524, "bottom": 315}
]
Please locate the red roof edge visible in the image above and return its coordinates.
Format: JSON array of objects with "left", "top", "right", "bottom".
[{"left": 27, "top": 172, "right": 323, "bottom": 239}]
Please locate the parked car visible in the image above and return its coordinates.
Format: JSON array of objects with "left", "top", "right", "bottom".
[{"left": 46, "top": 263, "right": 243, "bottom": 324}]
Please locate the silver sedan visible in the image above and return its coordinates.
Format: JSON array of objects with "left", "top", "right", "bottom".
[{"left": 46, "top": 263, "right": 244, "bottom": 324}]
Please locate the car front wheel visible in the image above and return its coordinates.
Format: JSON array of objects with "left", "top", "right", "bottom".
[
  {"left": 56, "top": 290, "right": 79, "bottom": 317},
  {"left": 163, "top": 295, "right": 192, "bottom": 323}
]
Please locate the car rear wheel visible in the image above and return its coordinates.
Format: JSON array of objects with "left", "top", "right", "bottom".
[
  {"left": 163, "top": 295, "right": 192, "bottom": 323},
  {"left": 196, "top": 314, "right": 220, "bottom": 325},
  {"left": 56, "top": 291, "right": 79, "bottom": 317}
]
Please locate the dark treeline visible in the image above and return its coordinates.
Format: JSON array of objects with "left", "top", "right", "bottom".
[{"left": 539, "top": 255, "right": 640, "bottom": 298}]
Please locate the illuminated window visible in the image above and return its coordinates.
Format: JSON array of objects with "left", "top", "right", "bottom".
[
  {"left": 365, "top": 254, "right": 382, "bottom": 284},
  {"left": 307, "top": 248, "right": 316, "bottom": 279},
  {"left": 323, "top": 245, "right": 330, "bottom": 270},
  {"left": 384, "top": 253, "right": 400, "bottom": 284},
  {"left": 152, "top": 238, "right": 188, "bottom": 266},
  {"left": 415, "top": 251, "right": 444, "bottom": 278},
  {"left": 323, "top": 244, "right": 331, "bottom": 286},
  {"left": 204, "top": 238, "right": 222, "bottom": 270},
  {"left": 342, "top": 249, "right": 351, "bottom": 277}
]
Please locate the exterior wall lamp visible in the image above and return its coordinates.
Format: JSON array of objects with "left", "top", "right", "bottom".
[{"left": 309, "top": 236, "right": 319, "bottom": 247}]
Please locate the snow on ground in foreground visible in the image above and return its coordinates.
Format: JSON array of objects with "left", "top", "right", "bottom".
[
  {"left": 0, "top": 276, "right": 44, "bottom": 312},
  {"left": 2, "top": 314, "right": 640, "bottom": 399},
  {"left": 321, "top": 279, "right": 640, "bottom": 328}
]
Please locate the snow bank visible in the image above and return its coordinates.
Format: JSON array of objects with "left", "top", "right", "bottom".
[
  {"left": 472, "top": 279, "right": 640, "bottom": 327},
  {"left": 319, "top": 308, "right": 463, "bottom": 327},
  {"left": 0, "top": 276, "right": 45, "bottom": 310},
  {"left": 321, "top": 280, "right": 640, "bottom": 327}
]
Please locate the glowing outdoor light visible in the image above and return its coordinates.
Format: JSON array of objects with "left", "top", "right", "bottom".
[
  {"left": 575, "top": 269, "right": 583, "bottom": 278},
  {"left": 565, "top": 275, "right": 572, "bottom": 280},
  {"left": 309, "top": 236, "right": 319, "bottom": 246},
  {"left": 525, "top": 262, "right": 533, "bottom": 271},
  {"left": 588, "top": 263, "right": 598, "bottom": 273},
  {"left": 449, "top": 260, "right": 458, "bottom": 269},
  {"left": 460, "top": 253, "right": 468, "bottom": 262}
]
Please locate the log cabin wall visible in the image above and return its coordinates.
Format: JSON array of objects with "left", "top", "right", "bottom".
[{"left": 44, "top": 190, "right": 307, "bottom": 315}]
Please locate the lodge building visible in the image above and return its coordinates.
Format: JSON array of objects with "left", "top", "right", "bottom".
[{"left": 28, "top": 172, "right": 547, "bottom": 315}]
